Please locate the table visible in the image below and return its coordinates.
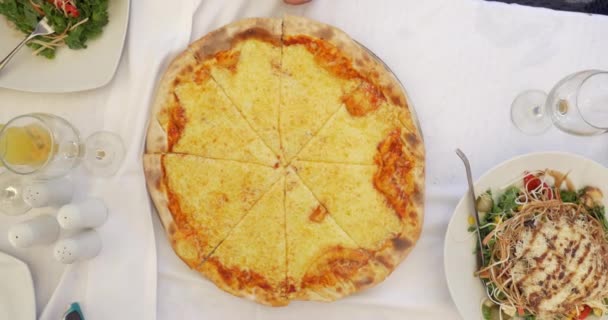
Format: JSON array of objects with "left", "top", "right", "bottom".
[{"left": 2, "top": 1, "right": 608, "bottom": 319}]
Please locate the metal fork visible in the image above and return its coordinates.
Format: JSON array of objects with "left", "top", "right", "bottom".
[
  {"left": 0, "top": 17, "right": 55, "bottom": 73},
  {"left": 456, "top": 148, "right": 501, "bottom": 304}
]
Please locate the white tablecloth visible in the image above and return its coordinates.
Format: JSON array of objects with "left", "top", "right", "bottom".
[
  {"left": 2, "top": 0, "right": 608, "bottom": 319},
  {"left": 0, "top": 0, "right": 200, "bottom": 318}
]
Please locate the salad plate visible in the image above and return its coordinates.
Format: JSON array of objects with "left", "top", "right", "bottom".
[
  {"left": 0, "top": 0, "right": 130, "bottom": 93},
  {"left": 0, "top": 250, "right": 35, "bottom": 320},
  {"left": 444, "top": 152, "right": 608, "bottom": 320}
]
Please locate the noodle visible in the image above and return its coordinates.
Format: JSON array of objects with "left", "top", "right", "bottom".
[{"left": 477, "top": 170, "right": 608, "bottom": 319}]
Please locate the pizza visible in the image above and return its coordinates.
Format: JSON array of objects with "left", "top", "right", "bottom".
[{"left": 143, "top": 15, "right": 425, "bottom": 306}]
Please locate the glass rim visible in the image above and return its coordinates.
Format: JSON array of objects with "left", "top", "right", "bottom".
[
  {"left": 574, "top": 70, "right": 608, "bottom": 132},
  {"left": 0, "top": 113, "right": 56, "bottom": 176}
]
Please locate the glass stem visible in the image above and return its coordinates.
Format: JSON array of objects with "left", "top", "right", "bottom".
[{"left": 78, "top": 143, "right": 86, "bottom": 159}]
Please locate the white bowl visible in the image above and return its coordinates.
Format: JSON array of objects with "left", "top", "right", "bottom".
[{"left": 444, "top": 152, "right": 608, "bottom": 320}]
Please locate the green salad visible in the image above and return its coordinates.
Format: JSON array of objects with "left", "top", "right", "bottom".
[
  {"left": 0, "top": 0, "right": 109, "bottom": 58},
  {"left": 469, "top": 170, "right": 608, "bottom": 320}
]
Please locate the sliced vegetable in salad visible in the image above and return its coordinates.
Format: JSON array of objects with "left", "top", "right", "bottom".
[
  {"left": 0, "top": 0, "right": 109, "bottom": 58},
  {"left": 469, "top": 170, "right": 608, "bottom": 320}
]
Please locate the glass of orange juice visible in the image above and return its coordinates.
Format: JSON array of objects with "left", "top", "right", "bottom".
[{"left": 0, "top": 113, "right": 125, "bottom": 179}]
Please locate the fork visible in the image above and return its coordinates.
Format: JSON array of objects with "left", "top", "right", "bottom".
[
  {"left": 0, "top": 17, "right": 55, "bottom": 73},
  {"left": 455, "top": 149, "right": 501, "bottom": 304}
]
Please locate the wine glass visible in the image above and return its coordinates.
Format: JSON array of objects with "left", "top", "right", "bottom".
[
  {"left": 0, "top": 113, "right": 125, "bottom": 179},
  {"left": 511, "top": 70, "right": 608, "bottom": 135},
  {"left": 0, "top": 172, "right": 31, "bottom": 215}
]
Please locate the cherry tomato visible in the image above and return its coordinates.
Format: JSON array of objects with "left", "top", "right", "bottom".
[
  {"left": 578, "top": 305, "right": 592, "bottom": 320},
  {"left": 524, "top": 173, "right": 541, "bottom": 192},
  {"left": 47, "top": 0, "right": 80, "bottom": 18}
]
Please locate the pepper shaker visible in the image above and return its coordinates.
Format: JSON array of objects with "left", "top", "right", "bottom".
[
  {"left": 53, "top": 230, "right": 102, "bottom": 264},
  {"left": 22, "top": 178, "right": 73, "bottom": 208}
]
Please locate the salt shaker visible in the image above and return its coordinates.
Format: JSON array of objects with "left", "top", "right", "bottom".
[
  {"left": 22, "top": 178, "right": 73, "bottom": 208},
  {"left": 8, "top": 215, "right": 60, "bottom": 248},
  {"left": 53, "top": 230, "right": 102, "bottom": 264},
  {"left": 57, "top": 198, "right": 108, "bottom": 230}
]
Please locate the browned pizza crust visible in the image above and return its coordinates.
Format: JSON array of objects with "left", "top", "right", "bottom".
[
  {"left": 372, "top": 166, "right": 424, "bottom": 273},
  {"left": 283, "top": 15, "right": 367, "bottom": 60},
  {"left": 283, "top": 15, "right": 405, "bottom": 106},
  {"left": 369, "top": 126, "right": 425, "bottom": 272},
  {"left": 188, "top": 17, "right": 281, "bottom": 63},
  {"left": 199, "top": 256, "right": 288, "bottom": 306},
  {"left": 143, "top": 154, "right": 173, "bottom": 230},
  {"left": 294, "top": 247, "right": 391, "bottom": 301},
  {"left": 143, "top": 154, "right": 204, "bottom": 269},
  {"left": 145, "top": 51, "right": 198, "bottom": 154}
]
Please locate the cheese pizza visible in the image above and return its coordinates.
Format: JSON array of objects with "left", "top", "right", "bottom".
[{"left": 144, "top": 15, "right": 425, "bottom": 306}]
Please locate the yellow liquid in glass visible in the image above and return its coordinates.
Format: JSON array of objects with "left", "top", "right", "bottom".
[{"left": 0, "top": 123, "right": 53, "bottom": 168}]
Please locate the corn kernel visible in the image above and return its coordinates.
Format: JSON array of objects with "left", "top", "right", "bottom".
[
  {"left": 594, "top": 308, "right": 603, "bottom": 316},
  {"left": 468, "top": 215, "right": 475, "bottom": 226}
]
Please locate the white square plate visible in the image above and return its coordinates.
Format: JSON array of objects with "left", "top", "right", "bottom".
[{"left": 0, "top": 0, "right": 130, "bottom": 93}]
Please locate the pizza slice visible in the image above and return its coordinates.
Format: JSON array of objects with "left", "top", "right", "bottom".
[
  {"left": 199, "top": 177, "right": 287, "bottom": 306},
  {"left": 283, "top": 15, "right": 423, "bottom": 166},
  {"left": 146, "top": 50, "right": 278, "bottom": 167},
  {"left": 295, "top": 103, "right": 408, "bottom": 164},
  {"left": 143, "top": 154, "right": 282, "bottom": 268},
  {"left": 188, "top": 18, "right": 283, "bottom": 159},
  {"left": 292, "top": 159, "right": 423, "bottom": 271},
  {"left": 343, "top": 72, "right": 425, "bottom": 164},
  {"left": 284, "top": 168, "right": 388, "bottom": 301},
  {"left": 280, "top": 16, "right": 365, "bottom": 162}
]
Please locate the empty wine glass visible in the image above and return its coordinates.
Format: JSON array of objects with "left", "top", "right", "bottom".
[
  {"left": 511, "top": 70, "right": 608, "bottom": 135},
  {"left": 0, "top": 172, "right": 31, "bottom": 215},
  {"left": 0, "top": 113, "right": 125, "bottom": 179}
]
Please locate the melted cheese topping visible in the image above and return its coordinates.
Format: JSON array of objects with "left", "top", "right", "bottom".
[
  {"left": 280, "top": 37, "right": 361, "bottom": 162},
  {"left": 292, "top": 161, "right": 401, "bottom": 250},
  {"left": 209, "top": 39, "right": 283, "bottom": 157},
  {"left": 296, "top": 105, "right": 402, "bottom": 164},
  {"left": 163, "top": 154, "right": 281, "bottom": 259},
  {"left": 163, "top": 70, "right": 277, "bottom": 166},
  {"left": 200, "top": 178, "right": 287, "bottom": 305},
  {"left": 343, "top": 80, "right": 386, "bottom": 117},
  {"left": 285, "top": 168, "right": 365, "bottom": 299}
]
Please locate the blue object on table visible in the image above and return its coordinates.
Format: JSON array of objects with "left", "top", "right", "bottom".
[
  {"left": 486, "top": 0, "right": 608, "bottom": 15},
  {"left": 62, "top": 302, "right": 85, "bottom": 320}
]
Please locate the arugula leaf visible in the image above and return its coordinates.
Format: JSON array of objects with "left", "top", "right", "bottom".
[
  {"left": 560, "top": 190, "right": 578, "bottom": 203},
  {"left": 493, "top": 186, "right": 520, "bottom": 214},
  {"left": 0, "top": 0, "right": 38, "bottom": 32},
  {"left": 65, "top": 24, "right": 86, "bottom": 49}
]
